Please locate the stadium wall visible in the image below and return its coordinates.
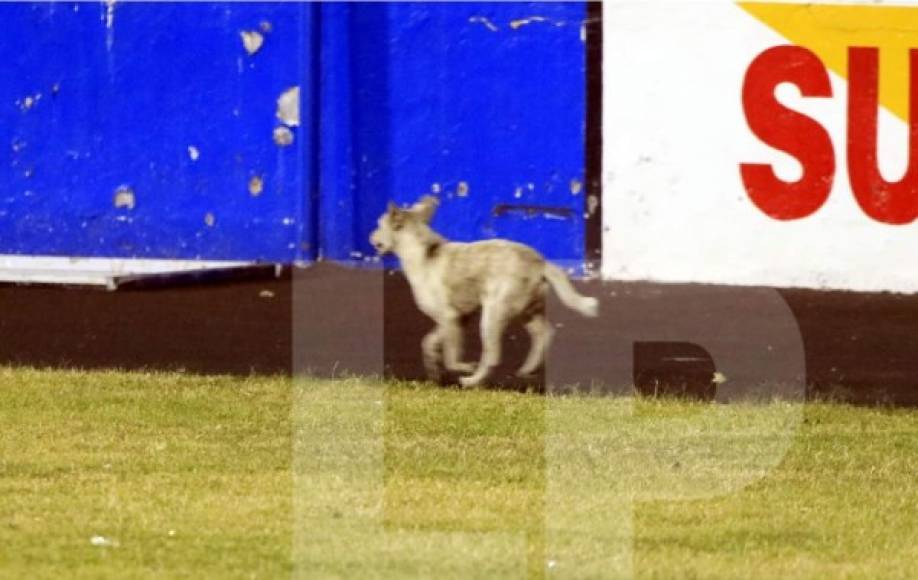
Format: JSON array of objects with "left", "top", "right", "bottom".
[{"left": 4, "top": 1, "right": 917, "bottom": 294}]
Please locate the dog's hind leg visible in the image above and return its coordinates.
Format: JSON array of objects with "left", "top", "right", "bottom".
[
  {"left": 459, "top": 304, "right": 509, "bottom": 387},
  {"left": 517, "top": 313, "right": 554, "bottom": 377},
  {"left": 421, "top": 328, "right": 443, "bottom": 380},
  {"left": 440, "top": 317, "right": 475, "bottom": 374}
]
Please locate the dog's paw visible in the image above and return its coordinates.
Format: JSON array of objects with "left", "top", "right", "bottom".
[
  {"left": 515, "top": 370, "right": 537, "bottom": 379},
  {"left": 448, "top": 362, "right": 475, "bottom": 374},
  {"left": 458, "top": 375, "right": 480, "bottom": 388},
  {"left": 581, "top": 297, "right": 600, "bottom": 318}
]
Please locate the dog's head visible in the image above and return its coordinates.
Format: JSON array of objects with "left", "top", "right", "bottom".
[{"left": 369, "top": 195, "right": 439, "bottom": 255}]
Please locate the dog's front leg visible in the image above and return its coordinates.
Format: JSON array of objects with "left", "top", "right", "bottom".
[
  {"left": 440, "top": 317, "right": 475, "bottom": 375},
  {"left": 459, "top": 305, "right": 508, "bottom": 387},
  {"left": 421, "top": 328, "right": 443, "bottom": 381}
]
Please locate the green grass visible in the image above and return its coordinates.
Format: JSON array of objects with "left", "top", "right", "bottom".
[
  {"left": 0, "top": 368, "right": 293, "bottom": 579},
  {"left": 2, "top": 368, "right": 918, "bottom": 578}
]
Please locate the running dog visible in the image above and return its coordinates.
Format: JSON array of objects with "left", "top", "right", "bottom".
[{"left": 370, "top": 195, "right": 598, "bottom": 387}]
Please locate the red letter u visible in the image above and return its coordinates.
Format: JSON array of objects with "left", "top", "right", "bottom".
[{"left": 848, "top": 47, "right": 918, "bottom": 225}]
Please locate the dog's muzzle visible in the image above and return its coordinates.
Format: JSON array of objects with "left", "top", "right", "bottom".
[{"left": 369, "top": 231, "right": 388, "bottom": 254}]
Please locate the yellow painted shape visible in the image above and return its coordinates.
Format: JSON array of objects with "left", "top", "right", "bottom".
[{"left": 740, "top": 2, "right": 918, "bottom": 122}]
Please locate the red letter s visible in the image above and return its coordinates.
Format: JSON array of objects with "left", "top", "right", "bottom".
[{"left": 741, "top": 46, "right": 835, "bottom": 220}]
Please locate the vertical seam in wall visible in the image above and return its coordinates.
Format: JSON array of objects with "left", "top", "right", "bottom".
[
  {"left": 304, "top": 2, "right": 321, "bottom": 263},
  {"left": 585, "top": 1, "right": 604, "bottom": 270}
]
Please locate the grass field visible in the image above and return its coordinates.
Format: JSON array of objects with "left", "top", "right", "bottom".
[{"left": 1, "top": 368, "right": 917, "bottom": 579}]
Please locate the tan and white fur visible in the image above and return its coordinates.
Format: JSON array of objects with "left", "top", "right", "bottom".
[{"left": 370, "top": 195, "right": 598, "bottom": 387}]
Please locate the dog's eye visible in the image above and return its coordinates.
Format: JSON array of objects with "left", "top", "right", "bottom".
[{"left": 392, "top": 223, "right": 403, "bottom": 231}]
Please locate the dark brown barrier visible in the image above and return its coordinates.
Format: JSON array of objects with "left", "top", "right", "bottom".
[{"left": 3, "top": 265, "right": 918, "bottom": 405}]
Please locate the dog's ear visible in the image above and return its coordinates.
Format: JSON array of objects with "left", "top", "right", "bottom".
[
  {"left": 412, "top": 195, "right": 439, "bottom": 223},
  {"left": 387, "top": 201, "right": 407, "bottom": 229}
]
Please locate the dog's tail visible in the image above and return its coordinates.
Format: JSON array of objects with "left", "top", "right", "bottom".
[{"left": 543, "top": 263, "right": 599, "bottom": 317}]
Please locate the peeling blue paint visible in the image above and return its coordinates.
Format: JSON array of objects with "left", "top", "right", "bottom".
[
  {"left": 0, "top": 2, "right": 586, "bottom": 266},
  {"left": 0, "top": 2, "right": 313, "bottom": 261},
  {"left": 318, "top": 2, "right": 587, "bottom": 264}
]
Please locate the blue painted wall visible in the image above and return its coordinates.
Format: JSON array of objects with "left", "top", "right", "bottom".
[
  {"left": 0, "top": 2, "right": 313, "bottom": 261},
  {"left": 0, "top": 2, "right": 587, "bottom": 265},
  {"left": 319, "top": 2, "right": 587, "bottom": 264}
]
